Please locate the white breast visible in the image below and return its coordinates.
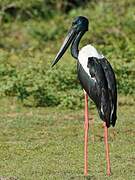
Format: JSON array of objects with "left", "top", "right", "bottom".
[{"left": 78, "top": 44, "right": 104, "bottom": 76}]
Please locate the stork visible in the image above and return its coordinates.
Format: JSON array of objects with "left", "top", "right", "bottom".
[{"left": 51, "top": 16, "right": 117, "bottom": 176}]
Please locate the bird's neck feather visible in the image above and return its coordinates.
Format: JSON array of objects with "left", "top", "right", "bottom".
[{"left": 71, "top": 31, "right": 86, "bottom": 59}]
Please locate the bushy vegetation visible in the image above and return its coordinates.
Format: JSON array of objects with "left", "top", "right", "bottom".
[
  {"left": 0, "top": 0, "right": 135, "bottom": 108},
  {"left": 0, "top": 0, "right": 90, "bottom": 22}
]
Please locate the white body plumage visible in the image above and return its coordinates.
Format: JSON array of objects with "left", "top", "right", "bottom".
[{"left": 78, "top": 44, "right": 104, "bottom": 77}]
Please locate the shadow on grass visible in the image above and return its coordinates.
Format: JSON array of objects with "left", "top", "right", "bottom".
[{"left": 70, "top": 175, "right": 96, "bottom": 180}]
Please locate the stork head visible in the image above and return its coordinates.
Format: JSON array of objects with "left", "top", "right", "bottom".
[
  {"left": 72, "top": 16, "right": 89, "bottom": 32},
  {"left": 51, "top": 16, "right": 89, "bottom": 67}
]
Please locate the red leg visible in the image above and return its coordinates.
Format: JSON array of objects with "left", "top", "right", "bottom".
[
  {"left": 84, "top": 90, "right": 89, "bottom": 176},
  {"left": 91, "top": 115, "right": 95, "bottom": 143},
  {"left": 103, "top": 122, "right": 111, "bottom": 176},
  {"left": 91, "top": 114, "right": 95, "bottom": 173}
]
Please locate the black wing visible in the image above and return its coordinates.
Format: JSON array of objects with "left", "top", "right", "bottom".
[
  {"left": 98, "top": 57, "right": 117, "bottom": 126},
  {"left": 77, "top": 57, "right": 112, "bottom": 127},
  {"left": 87, "top": 57, "right": 112, "bottom": 127}
]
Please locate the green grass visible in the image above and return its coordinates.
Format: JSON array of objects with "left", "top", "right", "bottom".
[{"left": 0, "top": 97, "right": 134, "bottom": 179}]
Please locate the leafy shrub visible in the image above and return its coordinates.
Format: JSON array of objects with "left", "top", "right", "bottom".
[
  {"left": 0, "top": 47, "right": 134, "bottom": 109},
  {"left": 0, "top": 0, "right": 91, "bottom": 22}
]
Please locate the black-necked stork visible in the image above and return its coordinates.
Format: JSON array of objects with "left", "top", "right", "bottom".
[{"left": 51, "top": 16, "right": 117, "bottom": 176}]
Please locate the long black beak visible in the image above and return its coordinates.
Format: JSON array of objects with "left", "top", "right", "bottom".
[{"left": 51, "top": 28, "right": 76, "bottom": 67}]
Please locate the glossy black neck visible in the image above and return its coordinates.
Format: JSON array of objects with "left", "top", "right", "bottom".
[{"left": 71, "top": 31, "right": 86, "bottom": 59}]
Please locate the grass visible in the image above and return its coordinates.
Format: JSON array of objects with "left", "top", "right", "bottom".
[{"left": 0, "top": 97, "right": 135, "bottom": 179}]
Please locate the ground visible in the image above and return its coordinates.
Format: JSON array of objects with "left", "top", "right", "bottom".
[{"left": 0, "top": 96, "right": 135, "bottom": 180}]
